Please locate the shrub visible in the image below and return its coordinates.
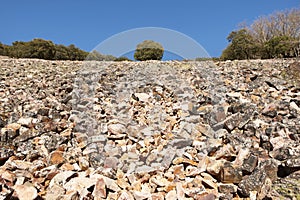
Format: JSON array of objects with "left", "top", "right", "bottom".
[
  {"left": 86, "top": 50, "right": 116, "bottom": 61},
  {"left": 0, "top": 43, "right": 4, "bottom": 55},
  {"left": 134, "top": 40, "right": 164, "bottom": 61},
  {"left": 114, "top": 56, "right": 132, "bottom": 61}
]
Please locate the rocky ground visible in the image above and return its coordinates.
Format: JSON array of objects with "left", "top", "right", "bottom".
[{"left": 0, "top": 58, "right": 300, "bottom": 200}]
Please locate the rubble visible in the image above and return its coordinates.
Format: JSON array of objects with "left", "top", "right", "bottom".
[{"left": 0, "top": 58, "right": 300, "bottom": 199}]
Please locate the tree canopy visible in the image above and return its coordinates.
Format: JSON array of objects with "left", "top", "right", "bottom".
[
  {"left": 0, "top": 39, "right": 132, "bottom": 61},
  {"left": 0, "top": 38, "right": 89, "bottom": 60},
  {"left": 221, "top": 8, "right": 300, "bottom": 60},
  {"left": 134, "top": 40, "right": 164, "bottom": 61}
]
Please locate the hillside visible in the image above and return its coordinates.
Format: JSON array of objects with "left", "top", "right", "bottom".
[{"left": 0, "top": 58, "right": 300, "bottom": 199}]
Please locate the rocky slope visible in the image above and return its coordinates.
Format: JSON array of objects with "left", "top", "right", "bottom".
[{"left": 0, "top": 58, "right": 300, "bottom": 200}]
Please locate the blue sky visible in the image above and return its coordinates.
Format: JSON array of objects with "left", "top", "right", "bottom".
[{"left": 1, "top": 0, "right": 299, "bottom": 58}]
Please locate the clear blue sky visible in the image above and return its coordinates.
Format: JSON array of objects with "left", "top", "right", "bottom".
[{"left": 1, "top": 0, "right": 299, "bottom": 58}]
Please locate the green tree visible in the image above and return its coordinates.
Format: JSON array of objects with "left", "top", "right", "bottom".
[
  {"left": 222, "top": 8, "right": 300, "bottom": 60},
  {"left": 8, "top": 39, "right": 56, "bottom": 59},
  {"left": 54, "top": 44, "right": 69, "bottom": 60},
  {"left": 0, "top": 43, "right": 11, "bottom": 57},
  {"left": 134, "top": 40, "right": 164, "bottom": 61},
  {"left": 0, "top": 42, "right": 4, "bottom": 55},
  {"left": 10, "top": 41, "right": 30, "bottom": 58},
  {"left": 114, "top": 56, "right": 132, "bottom": 61},
  {"left": 221, "top": 29, "right": 259, "bottom": 60},
  {"left": 264, "top": 36, "right": 298, "bottom": 58},
  {"left": 66, "top": 44, "right": 88, "bottom": 60},
  {"left": 7, "top": 39, "right": 89, "bottom": 60},
  {"left": 29, "top": 39, "right": 56, "bottom": 60}
]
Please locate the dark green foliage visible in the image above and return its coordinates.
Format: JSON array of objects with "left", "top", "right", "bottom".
[
  {"left": 221, "top": 8, "right": 300, "bottom": 60},
  {"left": 29, "top": 39, "right": 56, "bottom": 60},
  {"left": 221, "top": 29, "right": 260, "bottom": 60},
  {"left": 0, "top": 38, "right": 89, "bottom": 60},
  {"left": 8, "top": 39, "right": 56, "bottom": 59},
  {"left": 9, "top": 41, "right": 30, "bottom": 58},
  {"left": 195, "top": 57, "right": 220, "bottom": 61},
  {"left": 1, "top": 44, "right": 10, "bottom": 56},
  {"left": 63, "top": 44, "right": 88, "bottom": 60},
  {"left": 114, "top": 56, "right": 132, "bottom": 61},
  {"left": 263, "top": 36, "right": 298, "bottom": 58},
  {"left": 134, "top": 40, "right": 164, "bottom": 61},
  {"left": 53, "top": 44, "right": 70, "bottom": 60},
  {"left": 0, "top": 43, "right": 4, "bottom": 55}
]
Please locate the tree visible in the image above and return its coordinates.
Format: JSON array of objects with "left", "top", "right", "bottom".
[
  {"left": 251, "top": 9, "right": 300, "bottom": 42},
  {"left": 134, "top": 40, "right": 164, "bottom": 61},
  {"left": 221, "top": 29, "right": 259, "bottom": 60},
  {"left": 9, "top": 41, "right": 26, "bottom": 58},
  {"left": 8, "top": 39, "right": 56, "bottom": 59},
  {"left": 222, "top": 7, "right": 300, "bottom": 60},
  {"left": 264, "top": 36, "right": 295, "bottom": 58},
  {"left": 1, "top": 39, "right": 90, "bottom": 60},
  {"left": 29, "top": 39, "right": 56, "bottom": 60},
  {"left": 66, "top": 44, "right": 88, "bottom": 60},
  {"left": 0, "top": 42, "right": 4, "bottom": 55},
  {"left": 54, "top": 44, "right": 69, "bottom": 60}
]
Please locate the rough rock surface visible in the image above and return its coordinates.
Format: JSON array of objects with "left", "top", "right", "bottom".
[{"left": 0, "top": 58, "right": 300, "bottom": 199}]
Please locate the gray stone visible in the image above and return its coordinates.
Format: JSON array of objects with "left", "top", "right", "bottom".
[
  {"left": 218, "top": 183, "right": 238, "bottom": 194},
  {"left": 107, "top": 123, "right": 126, "bottom": 135},
  {"left": 238, "top": 159, "right": 278, "bottom": 197},
  {"left": 224, "top": 113, "right": 241, "bottom": 132},
  {"left": 242, "top": 154, "right": 258, "bottom": 174}
]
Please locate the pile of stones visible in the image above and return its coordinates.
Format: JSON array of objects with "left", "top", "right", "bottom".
[{"left": 0, "top": 58, "right": 299, "bottom": 199}]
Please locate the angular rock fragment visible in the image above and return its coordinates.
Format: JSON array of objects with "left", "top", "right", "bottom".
[
  {"left": 165, "top": 190, "right": 177, "bottom": 200},
  {"left": 223, "top": 113, "right": 241, "bottom": 132},
  {"left": 220, "top": 162, "right": 243, "bottom": 184},
  {"left": 262, "top": 103, "right": 277, "bottom": 118},
  {"left": 218, "top": 183, "right": 237, "bottom": 194},
  {"left": 108, "top": 123, "right": 126, "bottom": 135},
  {"left": 238, "top": 159, "right": 278, "bottom": 197},
  {"left": 49, "top": 150, "right": 65, "bottom": 165},
  {"left": 242, "top": 154, "right": 258, "bottom": 174},
  {"left": 45, "top": 184, "right": 65, "bottom": 200},
  {"left": 92, "top": 177, "right": 106, "bottom": 199},
  {"left": 13, "top": 183, "right": 38, "bottom": 200}
]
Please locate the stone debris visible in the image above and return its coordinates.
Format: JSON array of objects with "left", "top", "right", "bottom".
[{"left": 0, "top": 58, "right": 300, "bottom": 199}]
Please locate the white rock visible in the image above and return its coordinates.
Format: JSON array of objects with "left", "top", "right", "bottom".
[
  {"left": 49, "top": 171, "right": 76, "bottom": 188},
  {"left": 108, "top": 123, "right": 126, "bottom": 135},
  {"left": 45, "top": 184, "right": 65, "bottom": 200},
  {"left": 270, "top": 137, "right": 286, "bottom": 150},
  {"left": 290, "top": 101, "right": 300, "bottom": 112},
  {"left": 118, "top": 191, "right": 134, "bottom": 200},
  {"left": 134, "top": 93, "right": 151, "bottom": 102},
  {"left": 63, "top": 177, "right": 96, "bottom": 192},
  {"left": 17, "top": 117, "right": 33, "bottom": 127},
  {"left": 79, "top": 157, "right": 89, "bottom": 170},
  {"left": 13, "top": 183, "right": 37, "bottom": 200},
  {"left": 165, "top": 190, "right": 177, "bottom": 200},
  {"left": 176, "top": 182, "right": 185, "bottom": 200},
  {"left": 234, "top": 148, "right": 250, "bottom": 166},
  {"left": 91, "top": 174, "right": 121, "bottom": 192}
]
